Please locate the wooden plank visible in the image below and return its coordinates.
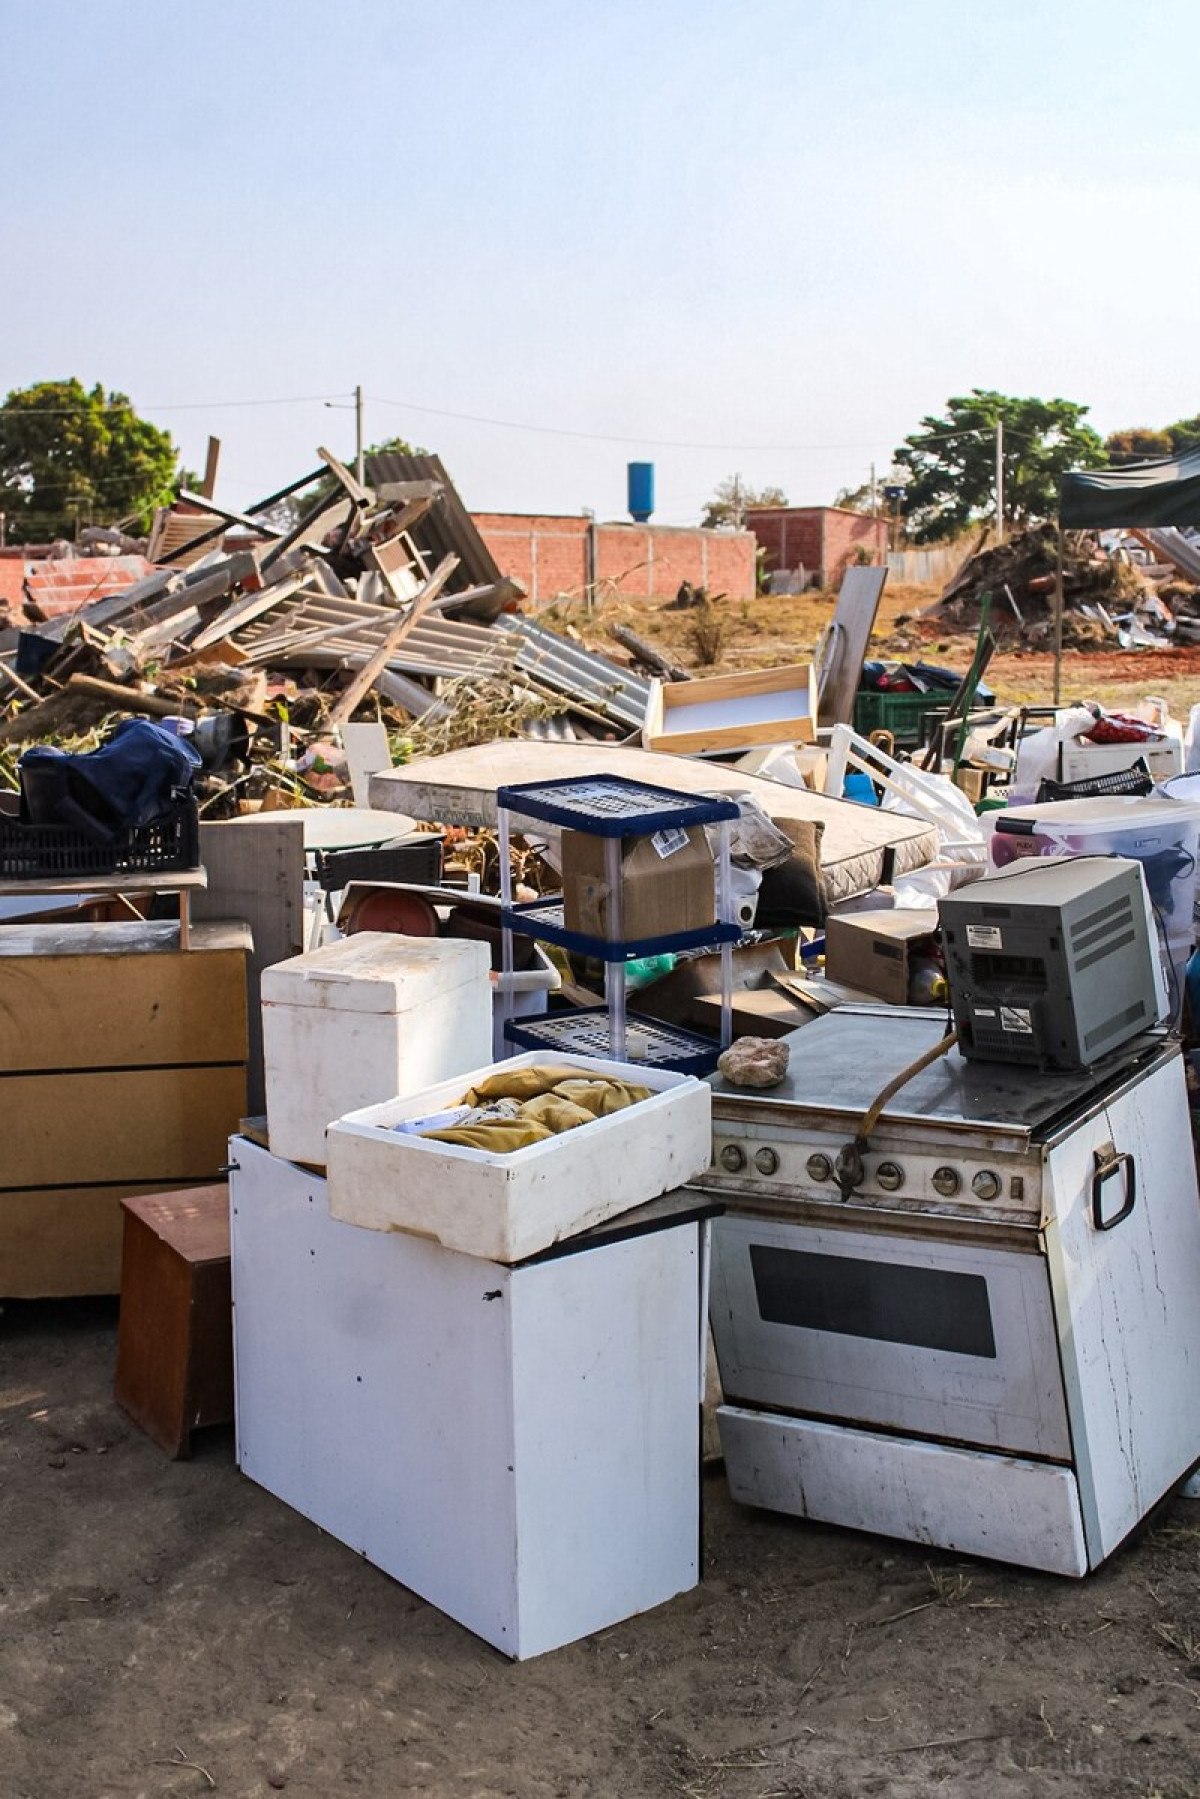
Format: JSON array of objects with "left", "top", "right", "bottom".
[
  {"left": 317, "top": 444, "right": 374, "bottom": 509},
  {"left": 0, "top": 1064, "right": 247, "bottom": 1189},
  {"left": 189, "top": 567, "right": 315, "bottom": 652},
  {"left": 0, "top": 924, "right": 249, "bottom": 1071},
  {"left": 817, "top": 566, "right": 889, "bottom": 727},
  {"left": 0, "top": 1182, "right": 192, "bottom": 1298},
  {"left": 193, "top": 816, "right": 306, "bottom": 1114},
  {"left": 326, "top": 553, "right": 459, "bottom": 729}
]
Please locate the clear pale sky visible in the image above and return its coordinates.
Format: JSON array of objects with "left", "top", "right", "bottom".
[{"left": 3, "top": 0, "right": 1196, "bottom": 524}]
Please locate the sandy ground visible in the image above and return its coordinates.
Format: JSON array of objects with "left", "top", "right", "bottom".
[
  {"left": 556, "top": 584, "right": 1200, "bottom": 721},
  {"left": 3, "top": 1297, "right": 1200, "bottom": 1799}
]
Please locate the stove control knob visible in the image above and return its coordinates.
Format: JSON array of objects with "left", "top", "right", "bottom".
[
  {"left": 806, "top": 1153, "right": 833, "bottom": 1183},
  {"left": 972, "top": 1169, "right": 1002, "bottom": 1202},
  {"left": 932, "top": 1166, "right": 961, "bottom": 1197},
  {"left": 875, "top": 1161, "right": 905, "bottom": 1192},
  {"left": 719, "top": 1143, "right": 747, "bottom": 1173},
  {"left": 754, "top": 1147, "right": 780, "bottom": 1176}
]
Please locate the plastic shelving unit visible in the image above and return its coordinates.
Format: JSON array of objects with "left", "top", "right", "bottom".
[{"left": 495, "top": 774, "right": 740, "bottom": 1071}]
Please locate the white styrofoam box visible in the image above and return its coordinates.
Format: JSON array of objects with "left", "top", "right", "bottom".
[
  {"left": 262, "top": 931, "right": 492, "bottom": 1168},
  {"left": 231, "top": 1138, "right": 703, "bottom": 1658},
  {"left": 1059, "top": 738, "right": 1184, "bottom": 785},
  {"left": 326, "top": 1049, "right": 712, "bottom": 1263}
]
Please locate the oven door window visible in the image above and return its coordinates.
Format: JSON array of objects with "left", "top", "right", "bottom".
[
  {"left": 750, "top": 1244, "right": 997, "bottom": 1359},
  {"left": 709, "top": 1215, "right": 1071, "bottom": 1460}
]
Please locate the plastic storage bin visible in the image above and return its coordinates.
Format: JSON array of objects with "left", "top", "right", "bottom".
[
  {"left": 0, "top": 794, "right": 200, "bottom": 879},
  {"left": 852, "top": 689, "right": 946, "bottom": 746},
  {"left": 990, "top": 794, "right": 1200, "bottom": 1005},
  {"left": 326, "top": 1049, "right": 712, "bottom": 1263},
  {"left": 262, "top": 931, "right": 492, "bottom": 1167}
]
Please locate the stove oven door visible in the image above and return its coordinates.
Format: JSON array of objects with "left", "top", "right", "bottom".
[{"left": 710, "top": 1213, "right": 1071, "bottom": 1460}]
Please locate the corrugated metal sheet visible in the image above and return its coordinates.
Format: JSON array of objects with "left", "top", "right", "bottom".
[
  {"left": 364, "top": 452, "right": 501, "bottom": 591},
  {"left": 495, "top": 617, "right": 650, "bottom": 734}
]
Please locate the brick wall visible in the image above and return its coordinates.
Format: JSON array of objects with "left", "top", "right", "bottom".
[
  {"left": 746, "top": 506, "right": 887, "bottom": 587},
  {"left": 472, "top": 513, "right": 756, "bottom": 604}
]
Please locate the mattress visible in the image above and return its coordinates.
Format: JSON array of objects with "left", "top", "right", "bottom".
[{"left": 369, "top": 742, "right": 937, "bottom": 905}]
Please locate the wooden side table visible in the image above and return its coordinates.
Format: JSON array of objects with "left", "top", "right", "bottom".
[{"left": 114, "top": 1185, "right": 233, "bottom": 1458}]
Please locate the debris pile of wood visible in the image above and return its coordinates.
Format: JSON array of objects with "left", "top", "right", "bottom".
[
  {"left": 929, "top": 523, "right": 1200, "bottom": 651},
  {"left": 0, "top": 448, "right": 656, "bottom": 812}
]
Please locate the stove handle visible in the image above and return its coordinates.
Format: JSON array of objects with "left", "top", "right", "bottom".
[{"left": 1092, "top": 1145, "right": 1136, "bottom": 1232}]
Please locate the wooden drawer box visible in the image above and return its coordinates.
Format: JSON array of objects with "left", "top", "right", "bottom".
[{"left": 0, "top": 919, "right": 249, "bottom": 1297}]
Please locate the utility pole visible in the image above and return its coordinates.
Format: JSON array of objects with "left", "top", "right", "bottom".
[
  {"left": 869, "top": 462, "right": 878, "bottom": 517},
  {"left": 995, "top": 419, "right": 1005, "bottom": 544},
  {"left": 355, "top": 385, "right": 365, "bottom": 489}
]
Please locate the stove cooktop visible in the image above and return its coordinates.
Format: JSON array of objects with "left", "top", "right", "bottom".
[{"left": 708, "top": 1006, "right": 1171, "bottom": 1140}]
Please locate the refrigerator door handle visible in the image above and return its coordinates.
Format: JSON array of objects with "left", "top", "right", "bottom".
[{"left": 1092, "top": 1144, "right": 1137, "bottom": 1232}]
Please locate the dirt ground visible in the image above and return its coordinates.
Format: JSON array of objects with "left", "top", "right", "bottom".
[
  {"left": 555, "top": 584, "right": 1200, "bottom": 721},
  {"left": 3, "top": 1298, "right": 1200, "bottom": 1799}
]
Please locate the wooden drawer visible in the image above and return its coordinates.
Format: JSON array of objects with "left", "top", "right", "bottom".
[
  {"left": 0, "top": 1184, "right": 188, "bottom": 1297},
  {"left": 0, "top": 922, "right": 249, "bottom": 1072},
  {"left": 0, "top": 1065, "right": 246, "bottom": 1190}
]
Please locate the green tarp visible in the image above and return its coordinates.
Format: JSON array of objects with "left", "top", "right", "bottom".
[{"left": 1061, "top": 447, "right": 1200, "bottom": 529}]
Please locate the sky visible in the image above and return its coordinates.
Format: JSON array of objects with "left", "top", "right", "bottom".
[{"left": 3, "top": 0, "right": 1199, "bottom": 526}]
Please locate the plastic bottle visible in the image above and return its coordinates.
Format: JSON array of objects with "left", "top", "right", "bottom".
[{"left": 908, "top": 959, "right": 949, "bottom": 1006}]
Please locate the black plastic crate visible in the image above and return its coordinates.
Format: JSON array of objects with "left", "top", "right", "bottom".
[{"left": 0, "top": 796, "right": 201, "bottom": 880}]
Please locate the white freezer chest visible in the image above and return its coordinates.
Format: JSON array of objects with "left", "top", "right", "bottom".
[
  {"left": 230, "top": 1137, "right": 707, "bottom": 1659},
  {"left": 261, "top": 930, "right": 491, "bottom": 1167}
]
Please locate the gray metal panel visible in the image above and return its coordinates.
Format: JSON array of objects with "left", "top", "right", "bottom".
[
  {"left": 497, "top": 618, "right": 650, "bottom": 732},
  {"left": 365, "top": 452, "right": 501, "bottom": 590}
]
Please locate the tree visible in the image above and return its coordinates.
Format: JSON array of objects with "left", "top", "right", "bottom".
[
  {"left": 1105, "top": 427, "right": 1173, "bottom": 466},
  {"left": 0, "top": 379, "right": 180, "bottom": 542},
  {"left": 893, "top": 389, "right": 1106, "bottom": 542},
  {"left": 701, "top": 475, "right": 787, "bottom": 531}
]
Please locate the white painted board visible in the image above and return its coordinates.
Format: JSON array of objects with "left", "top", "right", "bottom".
[{"left": 719, "top": 1406, "right": 1088, "bottom": 1577}]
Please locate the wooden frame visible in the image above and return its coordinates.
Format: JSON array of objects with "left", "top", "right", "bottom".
[{"left": 642, "top": 662, "right": 818, "bottom": 756}]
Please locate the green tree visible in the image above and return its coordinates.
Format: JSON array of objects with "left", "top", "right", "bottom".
[
  {"left": 0, "top": 378, "right": 180, "bottom": 542},
  {"left": 1166, "top": 413, "right": 1200, "bottom": 454},
  {"left": 701, "top": 475, "right": 787, "bottom": 530},
  {"left": 893, "top": 390, "right": 1106, "bottom": 542}
]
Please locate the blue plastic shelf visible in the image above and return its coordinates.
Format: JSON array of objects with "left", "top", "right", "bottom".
[
  {"left": 504, "top": 1006, "right": 719, "bottom": 1075},
  {"left": 496, "top": 774, "right": 740, "bottom": 837},
  {"left": 502, "top": 898, "right": 741, "bottom": 963}
]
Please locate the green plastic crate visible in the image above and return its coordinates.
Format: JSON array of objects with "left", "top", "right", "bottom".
[{"left": 853, "top": 688, "right": 947, "bottom": 746}]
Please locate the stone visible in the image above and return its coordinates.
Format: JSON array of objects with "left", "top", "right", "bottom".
[{"left": 717, "top": 1036, "right": 790, "bottom": 1089}]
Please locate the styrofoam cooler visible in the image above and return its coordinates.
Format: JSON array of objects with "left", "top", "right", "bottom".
[
  {"left": 990, "top": 795, "right": 1200, "bottom": 1009},
  {"left": 326, "top": 1050, "right": 712, "bottom": 1263},
  {"left": 262, "top": 931, "right": 492, "bottom": 1167}
]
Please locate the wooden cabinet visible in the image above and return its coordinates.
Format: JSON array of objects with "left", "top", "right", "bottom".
[{"left": 0, "top": 920, "right": 250, "bottom": 1297}]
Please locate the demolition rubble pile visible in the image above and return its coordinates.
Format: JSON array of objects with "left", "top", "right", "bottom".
[
  {"left": 930, "top": 522, "right": 1200, "bottom": 651},
  {"left": 0, "top": 450, "right": 653, "bottom": 811}
]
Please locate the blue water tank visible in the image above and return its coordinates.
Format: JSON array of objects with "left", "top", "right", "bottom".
[{"left": 627, "top": 462, "right": 655, "bottom": 522}]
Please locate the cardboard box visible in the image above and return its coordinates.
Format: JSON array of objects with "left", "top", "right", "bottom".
[
  {"left": 560, "top": 826, "right": 715, "bottom": 943},
  {"left": 823, "top": 908, "right": 939, "bottom": 1006}
]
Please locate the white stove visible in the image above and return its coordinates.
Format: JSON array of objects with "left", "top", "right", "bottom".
[{"left": 693, "top": 1006, "right": 1200, "bottom": 1575}]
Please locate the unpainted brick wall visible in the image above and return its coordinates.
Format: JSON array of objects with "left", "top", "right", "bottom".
[
  {"left": 471, "top": 514, "right": 755, "bottom": 603},
  {"left": 746, "top": 507, "right": 886, "bottom": 586}
]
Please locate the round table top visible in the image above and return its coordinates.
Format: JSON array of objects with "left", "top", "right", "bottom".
[{"left": 231, "top": 807, "right": 420, "bottom": 850}]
